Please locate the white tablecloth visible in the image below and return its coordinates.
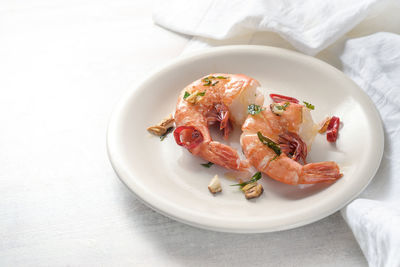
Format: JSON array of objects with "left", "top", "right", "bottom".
[{"left": 0, "top": 0, "right": 378, "bottom": 266}]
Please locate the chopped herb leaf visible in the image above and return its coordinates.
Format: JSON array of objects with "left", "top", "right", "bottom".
[
  {"left": 202, "top": 76, "right": 227, "bottom": 85},
  {"left": 270, "top": 155, "right": 278, "bottom": 161},
  {"left": 282, "top": 102, "right": 290, "bottom": 110},
  {"left": 160, "top": 127, "right": 174, "bottom": 141},
  {"left": 276, "top": 102, "right": 290, "bottom": 111},
  {"left": 201, "top": 162, "right": 214, "bottom": 168},
  {"left": 247, "top": 104, "right": 264, "bottom": 115},
  {"left": 202, "top": 77, "right": 214, "bottom": 86},
  {"left": 303, "top": 101, "right": 315, "bottom": 110},
  {"left": 184, "top": 91, "right": 206, "bottom": 101},
  {"left": 257, "top": 131, "right": 281, "bottom": 156},
  {"left": 231, "top": 172, "right": 262, "bottom": 187}
]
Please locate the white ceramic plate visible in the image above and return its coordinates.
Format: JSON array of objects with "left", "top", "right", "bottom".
[{"left": 107, "top": 46, "right": 384, "bottom": 233}]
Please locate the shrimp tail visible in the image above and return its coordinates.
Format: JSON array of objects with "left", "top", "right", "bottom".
[{"left": 300, "top": 161, "right": 343, "bottom": 184}]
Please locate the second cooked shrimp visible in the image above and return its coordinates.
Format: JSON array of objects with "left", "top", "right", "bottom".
[
  {"left": 241, "top": 101, "right": 343, "bottom": 185},
  {"left": 174, "top": 74, "right": 263, "bottom": 171}
]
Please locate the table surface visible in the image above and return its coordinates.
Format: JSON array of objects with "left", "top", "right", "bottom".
[{"left": 3, "top": 0, "right": 390, "bottom": 265}]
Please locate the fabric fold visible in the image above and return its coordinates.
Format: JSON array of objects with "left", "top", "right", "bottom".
[
  {"left": 342, "top": 199, "right": 400, "bottom": 267},
  {"left": 153, "top": 0, "right": 390, "bottom": 55},
  {"left": 340, "top": 32, "right": 400, "bottom": 266}
]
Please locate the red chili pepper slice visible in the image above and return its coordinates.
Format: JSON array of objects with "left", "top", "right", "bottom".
[
  {"left": 278, "top": 132, "right": 308, "bottom": 164},
  {"left": 173, "top": 126, "right": 204, "bottom": 149},
  {"left": 269, "top": 94, "right": 299, "bottom": 104},
  {"left": 326, "top": 116, "right": 340, "bottom": 142}
]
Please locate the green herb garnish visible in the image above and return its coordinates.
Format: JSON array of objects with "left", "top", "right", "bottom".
[
  {"left": 257, "top": 131, "right": 281, "bottom": 156},
  {"left": 201, "top": 162, "right": 214, "bottom": 168},
  {"left": 270, "top": 155, "right": 278, "bottom": 161},
  {"left": 247, "top": 104, "right": 264, "bottom": 115},
  {"left": 231, "top": 172, "right": 262, "bottom": 187},
  {"left": 303, "top": 101, "right": 315, "bottom": 110},
  {"left": 202, "top": 75, "right": 228, "bottom": 86},
  {"left": 202, "top": 76, "right": 213, "bottom": 86},
  {"left": 184, "top": 91, "right": 206, "bottom": 101},
  {"left": 160, "top": 127, "right": 174, "bottom": 141},
  {"left": 275, "top": 102, "right": 290, "bottom": 111}
]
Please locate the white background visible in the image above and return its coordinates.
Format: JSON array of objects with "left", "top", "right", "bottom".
[{"left": 2, "top": 0, "right": 391, "bottom": 265}]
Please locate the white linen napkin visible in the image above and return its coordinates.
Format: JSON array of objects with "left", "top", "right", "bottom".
[
  {"left": 153, "top": 0, "right": 390, "bottom": 55},
  {"left": 343, "top": 200, "right": 400, "bottom": 266},
  {"left": 340, "top": 32, "right": 400, "bottom": 267}
]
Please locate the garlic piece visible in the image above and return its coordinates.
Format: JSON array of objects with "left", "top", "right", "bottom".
[
  {"left": 147, "top": 126, "right": 166, "bottom": 136},
  {"left": 242, "top": 182, "right": 264, "bottom": 199},
  {"left": 318, "top": 116, "right": 332, "bottom": 134},
  {"left": 147, "top": 114, "right": 174, "bottom": 136},
  {"left": 208, "top": 175, "right": 222, "bottom": 194}
]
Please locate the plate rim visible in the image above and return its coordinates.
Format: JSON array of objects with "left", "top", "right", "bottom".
[{"left": 107, "top": 45, "right": 384, "bottom": 233}]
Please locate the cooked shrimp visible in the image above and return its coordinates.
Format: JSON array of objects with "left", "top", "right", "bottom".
[
  {"left": 174, "top": 74, "right": 263, "bottom": 171},
  {"left": 241, "top": 101, "right": 342, "bottom": 184}
]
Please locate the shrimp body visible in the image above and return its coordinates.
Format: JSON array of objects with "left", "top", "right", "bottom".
[
  {"left": 241, "top": 102, "right": 342, "bottom": 184},
  {"left": 174, "top": 74, "right": 263, "bottom": 171}
]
